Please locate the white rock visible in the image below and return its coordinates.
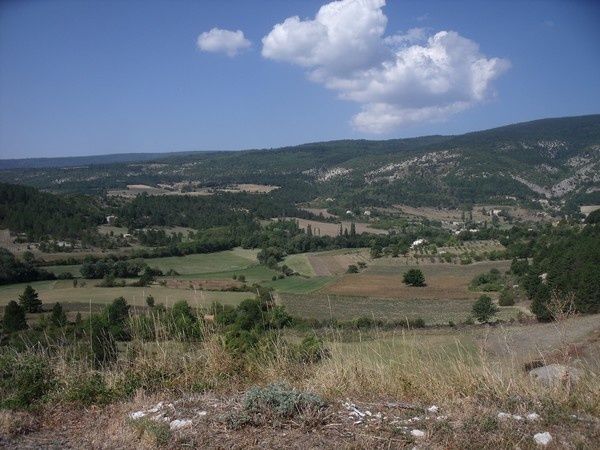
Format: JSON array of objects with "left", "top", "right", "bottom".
[
  {"left": 427, "top": 405, "right": 439, "bottom": 413},
  {"left": 411, "top": 429, "right": 425, "bottom": 438},
  {"left": 169, "top": 419, "right": 192, "bottom": 430},
  {"left": 146, "top": 402, "right": 163, "bottom": 413},
  {"left": 512, "top": 415, "right": 523, "bottom": 421},
  {"left": 533, "top": 432, "right": 552, "bottom": 446},
  {"left": 497, "top": 412, "right": 511, "bottom": 420},
  {"left": 526, "top": 413, "right": 540, "bottom": 421},
  {"left": 196, "top": 410, "right": 208, "bottom": 417},
  {"left": 529, "top": 364, "right": 582, "bottom": 386},
  {"left": 129, "top": 411, "right": 146, "bottom": 420}
]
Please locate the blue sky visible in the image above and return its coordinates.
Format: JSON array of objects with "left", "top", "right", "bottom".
[{"left": 0, "top": 0, "right": 599, "bottom": 158}]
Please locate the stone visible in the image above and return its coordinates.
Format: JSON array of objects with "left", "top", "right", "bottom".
[
  {"left": 533, "top": 432, "right": 552, "bottom": 446},
  {"left": 497, "top": 412, "right": 511, "bottom": 420},
  {"left": 129, "top": 411, "right": 146, "bottom": 420},
  {"left": 411, "top": 429, "right": 425, "bottom": 438},
  {"left": 529, "top": 364, "right": 582, "bottom": 387},
  {"left": 526, "top": 413, "right": 540, "bottom": 421},
  {"left": 427, "top": 405, "right": 439, "bottom": 413},
  {"left": 169, "top": 419, "right": 192, "bottom": 430}
]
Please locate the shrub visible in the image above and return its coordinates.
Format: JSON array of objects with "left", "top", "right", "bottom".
[
  {"left": 293, "top": 335, "right": 329, "bottom": 363},
  {"left": 2, "top": 300, "right": 28, "bottom": 332},
  {"left": 0, "top": 353, "right": 54, "bottom": 409},
  {"left": 243, "top": 383, "right": 326, "bottom": 419},
  {"left": 403, "top": 268, "right": 425, "bottom": 287},
  {"left": 498, "top": 289, "right": 515, "bottom": 306},
  {"left": 346, "top": 264, "right": 359, "bottom": 273},
  {"left": 50, "top": 302, "right": 67, "bottom": 327},
  {"left": 472, "top": 295, "right": 499, "bottom": 323},
  {"left": 145, "top": 295, "right": 155, "bottom": 308},
  {"left": 63, "top": 372, "right": 112, "bottom": 405}
]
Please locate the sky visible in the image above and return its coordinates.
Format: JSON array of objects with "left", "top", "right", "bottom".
[{"left": 0, "top": 0, "right": 599, "bottom": 159}]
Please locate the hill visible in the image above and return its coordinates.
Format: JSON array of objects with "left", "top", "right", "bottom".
[{"left": 0, "top": 115, "right": 598, "bottom": 211}]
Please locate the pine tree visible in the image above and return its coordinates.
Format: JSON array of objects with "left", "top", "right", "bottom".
[
  {"left": 3, "top": 300, "right": 28, "bottom": 332},
  {"left": 19, "top": 285, "right": 42, "bottom": 313},
  {"left": 50, "top": 302, "right": 68, "bottom": 327},
  {"left": 350, "top": 222, "right": 356, "bottom": 236},
  {"left": 472, "top": 295, "right": 499, "bottom": 323}
]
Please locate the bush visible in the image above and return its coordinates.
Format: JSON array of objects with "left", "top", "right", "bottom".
[
  {"left": 0, "top": 353, "right": 54, "bottom": 409},
  {"left": 403, "top": 268, "right": 425, "bottom": 287},
  {"left": 63, "top": 372, "right": 112, "bottom": 405},
  {"left": 346, "top": 264, "right": 359, "bottom": 273},
  {"left": 243, "top": 383, "right": 326, "bottom": 419},
  {"left": 50, "top": 302, "right": 68, "bottom": 327},
  {"left": 2, "top": 300, "right": 28, "bottom": 332},
  {"left": 472, "top": 295, "right": 499, "bottom": 323},
  {"left": 498, "top": 289, "right": 515, "bottom": 306},
  {"left": 293, "top": 335, "right": 329, "bottom": 363}
]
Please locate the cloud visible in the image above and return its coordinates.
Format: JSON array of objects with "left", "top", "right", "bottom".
[
  {"left": 197, "top": 28, "right": 251, "bottom": 57},
  {"left": 261, "top": 0, "right": 510, "bottom": 133}
]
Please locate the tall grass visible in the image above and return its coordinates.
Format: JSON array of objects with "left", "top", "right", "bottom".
[{"left": 2, "top": 316, "right": 599, "bottom": 420}]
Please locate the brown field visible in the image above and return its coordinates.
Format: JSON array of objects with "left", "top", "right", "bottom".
[
  {"left": 222, "top": 183, "right": 279, "bottom": 193},
  {"left": 323, "top": 259, "right": 511, "bottom": 299},
  {"left": 0, "top": 229, "right": 148, "bottom": 260},
  {"left": 299, "top": 207, "right": 337, "bottom": 218},
  {"left": 307, "top": 248, "right": 370, "bottom": 276},
  {"left": 393, "top": 204, "right": 551, "bottom": 223},
  {"left": 580, "top": 204, "right": 600, "bottom": 215},
  {"left": 290, "top": 218, "right": 387, "bottom": 238},
  {"left": 108, "top": 183, "right": 278, "bottom": 197},
  {"left": 108, "top": 184, "right": 214, "bottom": 197}
]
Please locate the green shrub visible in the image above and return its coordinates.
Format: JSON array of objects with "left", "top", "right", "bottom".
[
  {"left": 472, "top": 295, "right": 499, "bottom": 323},
  {"left": 0, "top": 353, "right": 54, "bottom": 409},
  {"left": 293, "top": 335, "right": 329, "bottom": 363},
  {"left": 2, "top": 300, "right": 28, "bottom": 332},
  {"left": 243, "top": 383, "right": 326, "bottom": 419},
  {"left": 346, "top": 264, "right": 359, "bottom": 273},
  {"left": 63, "top": 372, "right": 112, "bottom": 405},
  {"left": 403, "top": 268, "right": 425, "bottom": 287},
  {"left": 498, "top": 289, "right": 515, "bottom": 306}
]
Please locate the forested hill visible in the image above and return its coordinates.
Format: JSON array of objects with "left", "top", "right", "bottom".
[
  {"left": 0, "top": 114, "right": 598, "bottom": 210},
  {"left": 0, "top": 183, "right": 104, "bottom": 241}
]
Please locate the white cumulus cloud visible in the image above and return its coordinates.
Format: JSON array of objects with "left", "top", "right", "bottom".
[
  {"left": 262, "top": 0, "right": 510, "bottom": 133},
  {"left": 197, "top": 28, "right": 251, "bottom": 57}
]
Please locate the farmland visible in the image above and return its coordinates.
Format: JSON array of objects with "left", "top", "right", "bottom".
[
  {"left": 281, "top": 294, "right": 520, "bottom": 325},
  {"left": 30, "top": 247, "right": 520, "bottom": 323},
  {"left": 325, "top": 259, "right": 511, "bottom": 299}
]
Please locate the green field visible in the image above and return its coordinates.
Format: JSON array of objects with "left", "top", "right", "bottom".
[
  {"left": 42, "top": 248, "right": 260, "bottom": 278},
  {"left": 263, "top": 275, "right": 334, "bottom": 294},
  {"left": 0, "top": 280, "right": 252, "bottom": 310},
  {"left": 283, "top": 253, "right": 315, "bottom": 277}
]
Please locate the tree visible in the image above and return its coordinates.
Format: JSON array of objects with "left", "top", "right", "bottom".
[
  {"left": 498, "top": 289, "right": 515, "bottom": 306},
  {"left": 2, "top": 300, "right": 27, "bottom": 332},
  {"left": 472, "top": 295, "right": 499, "bottom": 323},
  {"left": 346, "top": 264, "right": 359, "bottom": 273},
  {"left": 50, "top": 302, "right": 68, "bottom": 327},
  {"left": 403, "top": 268, "right": 425, "bottom": 287},
  {"left": 19, "top": 285, "right": 42, "bottom": 313},
  {"left": 146, "top": 295, "right": 155, "bottom": 308}
]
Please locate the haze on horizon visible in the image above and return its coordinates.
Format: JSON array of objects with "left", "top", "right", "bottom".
[{"left": 0, "top": 0, "right": 599, "bottom": 159}]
